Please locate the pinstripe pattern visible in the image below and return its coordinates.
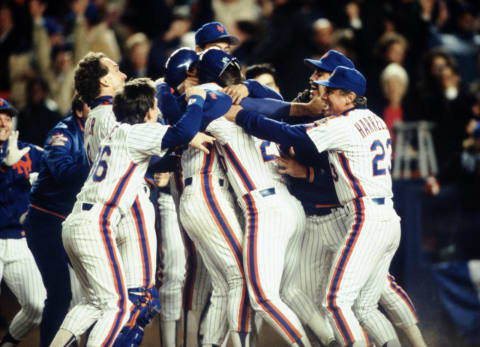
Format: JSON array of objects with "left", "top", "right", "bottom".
[
  {"left": 61, "top": 120, "right": 171, "bottom": 345},
  {"left": 0, "top": 238, "right": 45, "bottom": 340},
  {"left": 379, "top": 275, "right": 418, "bottom": 329},
  {"left": 205, "top": 118, "right": 312, "bottom": 347},
  {"left": 157, "top": 190, "right": 186, "bottom": 322}
]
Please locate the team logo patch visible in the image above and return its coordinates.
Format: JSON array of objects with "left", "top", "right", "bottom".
[
  {"left": 12, "top": 152, "right": 32, "bottom": 178},
  {"left": 217, "top": 24, "right": 225, "bottom": 33},
  {"left": 49, "top": 133, "right": 69, "bottom": 146}
]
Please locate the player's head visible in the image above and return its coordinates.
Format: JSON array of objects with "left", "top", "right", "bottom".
[
  {"left": 198, "top": 48, "right": 242, "bottom": 87},
  {"left": 314, "top": 66, "right": 367, "bottom": 115},
  {"left": 165, "top": 48, "right": 199, "bottom": 93},
  {"left": 0, "top": 98, "right": 17, "bottom": 143},
  {"left": 113, "top": 78, "right": 159, "bottom": 125},
  {"left": 245, "top": 63, "right": 280, "bottom": 94},
  {"left": 304, "top": 50, "right": 355, "bottom": 84},
  {"left": 74, "top": 52, "right": 127, "bottom": 106},
  {"left": 72, "top": 94, "right": 90, "bottom": 119},
  {"left": 195, "top": 22, "right": 239, "bottom": 54}
]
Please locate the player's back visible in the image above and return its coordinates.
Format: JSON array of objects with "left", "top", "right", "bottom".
[
  {"left": 206, "top": 117, "right": 286, "bottom": 198},
  {"left": 84, "top": 99, "right": 116, "bottom": 164},
  {"left": 312, "top": 108, "right": 393, "bottom": 204},
  {"left": 75, "top": 122, "right": 168, "bottom": 221}
]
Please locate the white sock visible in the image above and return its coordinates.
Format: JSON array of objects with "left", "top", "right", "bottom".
[
  {"left": 160, "top": 320, "right": 177, "bottom": 347},
  {"left": 400, "top": 324, "right": 427, "bottom": 347},
  {"left": 307, "top": 312, "right": 335, "bottom": 346},
  {"left": 49, "top": 328, "right": 76, "bottom": 347}
]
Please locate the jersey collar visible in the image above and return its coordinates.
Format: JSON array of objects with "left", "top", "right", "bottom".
[{"left": 89, "top": 95, "right": 113, "bottom": 109}]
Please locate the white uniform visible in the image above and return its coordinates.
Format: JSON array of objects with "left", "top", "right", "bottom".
[
  {"left": 307, "top": 108, "right": 401, "bottom": 346},
  {"left": 206, "top": 116, "right": 312, "bottom": 347},
  {"left": 84, "top": 102, "right": 157, "bottom": 290},
  {"left": 179, "top": 132, "right": 250, "bottom": 346},
  {"left": 0, "top": 238, "right": 45, "bottom": 341},
  {"left": 60, "top": 122, "right": 169, "bottom": 346},
  {"left": 171, "top": 168, "right": 213, "bottom": 347}
]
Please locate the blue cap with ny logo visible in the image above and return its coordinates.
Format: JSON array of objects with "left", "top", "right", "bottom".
[
  {"left": 314, "top": 66, "right": 366, "bottom": 96},
  {"left": 195, "top": 22, "right": 240, "bottom": 47},
  {"left": 0, "top": 98, "right": 18, "bottom": 117},
  {"left": 304, "top": 50, "right": 354, "bottom": 72}
]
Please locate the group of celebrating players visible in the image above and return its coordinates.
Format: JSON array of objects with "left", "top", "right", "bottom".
[{"left": 0, "top": 20, "right": 428, "bottom": 347}]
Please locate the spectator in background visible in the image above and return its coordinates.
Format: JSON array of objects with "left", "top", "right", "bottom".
[
  {"left": 378, "top": 63, "right": 411, "bottom": 141},
  {"left": 245, "top": 63, "right": 281, "bottom": 94},
  {"left": 211, "top": 0, "right": 260, "bottom": 38},
  {"left": 194, "top": 21, "right": 240, "bottom": 54},
  {"left": 17, "top": 77, "right": 62, "bottom": 147},
  {"left": 120, "top": 33, "right": 151, "bottom": 79},
  {"left": 29, "top": 0, "right": 88, "bottom": 114},
  {"left": 310, "top": 18, "right": 334, "bottom": 57},
  {"left": 0, "top": 2, "right": 22, "bottom": 98}
]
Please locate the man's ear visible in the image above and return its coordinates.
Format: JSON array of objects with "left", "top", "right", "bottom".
[
  {"left": 99, "top": 75, "right": 109, "bottom": 88},
  {"left": 144, "top": 109, "right": 153, "bottom": 123}
]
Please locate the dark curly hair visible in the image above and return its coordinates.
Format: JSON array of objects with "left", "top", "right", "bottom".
[
  {"left": 113, "top": 78, "right": 156, "bottom": 125},
  {"left": 74, "top": 52, "right": 108, "bottom": 105}
]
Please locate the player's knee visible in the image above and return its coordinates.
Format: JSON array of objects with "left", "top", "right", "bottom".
[
  {"left": 353, "top": 303, "right": 377, "bottom": 323},
  {"left": 23, "top": 298, "right": 44, "bottom": 323}
]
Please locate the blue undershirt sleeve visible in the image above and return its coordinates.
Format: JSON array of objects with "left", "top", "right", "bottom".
[{"left": 239, "top": 97, "right": 291, "bottom": 120}]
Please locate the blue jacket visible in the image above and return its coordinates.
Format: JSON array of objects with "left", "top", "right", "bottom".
[
  {"left": 0, "top": 140, "right": 43, "bottom": 238},
  {"left": 29, "top": 114, "right": 90, "bottom": 217}
]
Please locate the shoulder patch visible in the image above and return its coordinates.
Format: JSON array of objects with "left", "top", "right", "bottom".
[{"left": 49, "top": 133, "right": 69, "bottom": 147}]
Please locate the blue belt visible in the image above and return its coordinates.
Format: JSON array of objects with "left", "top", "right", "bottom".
[
  {"left": 371, "top": 198, "right": 385, "bottom": 205},
  {"left": 82, "top": 203, "right": 93, "bottom": 211},
  {"left": 258, "top": 187, "right": 275, "bottom": 197},
  {"left": 184, "top": 177, "right": 225, "bottom": 187}
]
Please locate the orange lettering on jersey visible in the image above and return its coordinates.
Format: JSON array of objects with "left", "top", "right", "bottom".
[{"left": 12, "top": 152, "right": 32, "bottom": 178}]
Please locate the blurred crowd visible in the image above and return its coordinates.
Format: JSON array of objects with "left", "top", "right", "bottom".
[{"left": 0, "top": 0, "right": 479, "bottom": 186}]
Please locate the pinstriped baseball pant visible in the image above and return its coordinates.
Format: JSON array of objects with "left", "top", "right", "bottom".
[{"left": 0, "top": 237, "right": 45, "bottom": 340}]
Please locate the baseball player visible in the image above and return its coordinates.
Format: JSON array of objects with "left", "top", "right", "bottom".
[
  {"left": 73, "top": 52, "right": 161, "bottom": 346},
  {"left": 156, "top": 48, "right": 213, "bottom": 347},
  {"left": 197, "top": 48, "right": 325, "bottom": 347},
  {"left": 224, "top": 66, "right": 406, "bottom": 347},
  {"left": 23, "top": 95, "right": 89, "bottom": 347},
  {"left": 195, "top": 22, "right": 240, "bottom": 55},
  {"left": 0, "top": 98, "right": 46, "bottom": 347},
  {"left": 50, "top": 78, "right": 214, "bottom": 347},
  {"left": 233, "top": 51, "right": 427, "bottom": 347}
]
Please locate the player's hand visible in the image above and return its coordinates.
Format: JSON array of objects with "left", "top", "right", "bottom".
[
  {"left": 223, "top": 105, "right": 243, "bottom": 122},
  {"left": 154, "top": 172, "right": 170, "bottom": 188},
  {"left": 2, "top": 131, "right": 30, "bottom": 167},
  {"left": 189, "top": 132, "right": 215, "bottom": 154},
  {"left": 222, "top": 84, "right": 249, "bottom": 104},
  {"left": 306, "top": 96, "right": 328, "bottom": 115},
  {"left": 276, "top": 147, "right": 307, "bottom": 178},
  {"left": 185, "top": 87, "right": 206, "bottom": 100}
]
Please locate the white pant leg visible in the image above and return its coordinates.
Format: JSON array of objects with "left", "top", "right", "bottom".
[
  {"left": 157, "top": 191, "right": 187, "bottom": 322},
  {"left": 116, "top": 191, "right": 157, "bottom": 289},
  {"left": 241, "top": 190, "right": 309, "bottom": 346},
  {"left": 1, "top": 238, "right": 45, "bottom": 340},
  {"left": 323, "top": 200, "right": 401, "bottom": 346},
  {"left": 61, "top": 208, "right": 132, "bottom": 346},
  {"left": 180, "top": 178, "right": 250, "bottom": 344}
]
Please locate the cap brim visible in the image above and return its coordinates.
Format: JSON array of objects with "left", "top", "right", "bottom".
[
  {"left": 313, "top": 80, "right": 341, "bottom": 89},
  {"left": 0, "top": 107, "right": 18, "bottom": 117},
  {"left": 303, "top": 59, "right": 331, "bottom": 72},
  {"left": 204, "top": 34, "right": 240, "bottom": 46}
]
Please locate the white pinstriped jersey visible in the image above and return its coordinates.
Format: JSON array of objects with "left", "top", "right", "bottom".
[
  {"left": 306, "top": 107, "right": 393, "bottom": 205},
  {"left": 206, "top": 117, "right": 286, "bottom": 198},
  {"left": 84, "top": 104, "right": 116, "bottom": 164},
  {"left": 74, "top": 122, "right": 169, "bottom": 217}
]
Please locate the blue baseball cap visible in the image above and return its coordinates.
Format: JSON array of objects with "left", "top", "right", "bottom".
[
  {"left": 195, "top": 22, "right": 240, "bottom": 47},
  {"left": 198, "top": 48, "right": 240, "bottom": 84},
  {"left": 304, "top": 50, "right": 354, "bottom": 72},
  {"left": 165, "top": 48, "right": 199, "bottom": 90},
  {"left": 0, "top": 98, "right": 18, "bottom": 117},
  {"left": 314, "top": 66, "right": 366, "bottom": 96}
]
